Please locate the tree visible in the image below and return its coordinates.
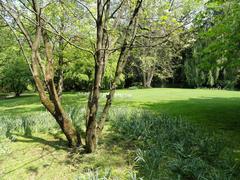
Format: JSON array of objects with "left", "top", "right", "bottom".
[
  {"left": 185, "top": 0, "right": 240, "bottom": 89},
  {"left": 85, "top": 0, "right": 143, "bottom": 153},
  {"left": 0, "top": 57, "right": 32, "bottom": 97},
  {"left": 0, "top": 0, "right": 143, "bottom": 152},
  {"left": 0, "top": 0, "right": 82, "bottom": 147},
  {"left": 0, "top": 0, "right": 204, "bottom": 153},
  {"left": 127, "top": 0, "right": 198, "bottom": 88}
]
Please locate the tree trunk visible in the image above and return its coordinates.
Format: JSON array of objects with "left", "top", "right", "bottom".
[
  {"left": 35, "top": 27, "right": 81, "bottom": 148},
  {"left": 3, "top": 0, "right": 82, "bottom": 148},
  {"left": 143, "top": 72, "right": 153, "bottom": 88},
  {"left": 146, "top": 70, "right": 154, "bottom": 88},
  {"left": 52, "top": 101, "right": 81, "bottom": 147},
  {"left": 56, "top": 43, "right": 64, "bottom": 100},
  {"left": 57, "top": 69, "right": 64, "bottom": 99},
  {"left": 97, "top": 0, "right": 142, "bottom": 136},
  {"left": 86, "top": 65, "right": 103, "bottom": 152},
  {"left": 33, "top": 52, "right": 82, "bottom": 147},
  {"left": 85, "top": 0, "right": 109, "bottom": 153},
  {"left": 15, "top": 92, "right": 21, "bottom": 97},
  {"left": 86, "top": 0, "right": 142, "bottom": 152},
  {"left": 97, "top": 83, "right": 116, "bottom": 135},
  {"left": 143, "top": 72, "right": 147, "bottom": 87}
]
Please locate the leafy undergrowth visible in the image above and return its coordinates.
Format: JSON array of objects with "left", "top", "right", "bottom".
[{"left": 109, "top": 108, "right": 240, "bottom": 179}]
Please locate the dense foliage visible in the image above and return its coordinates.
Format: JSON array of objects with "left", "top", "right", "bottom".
[
  {"left": 185, "top": 0, "right": 240, "bottom": 89},
  {"left": 0, "top": 58, "right": 32, "bottom": 96},
  {"left": 0, "top": 0, "right": 240, "bottom": 92}
]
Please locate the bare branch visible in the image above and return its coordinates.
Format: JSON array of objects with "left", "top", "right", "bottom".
[
  {"left": 169, "top": 0, "right": 175, "bottom": 12},
  {"left": 76, "top": 0, "right": 96, "bottom": 22},
  {"left": 0, "top": 2, "right": 33, "bottom": 47},
  {"left": 109, "top": 0, "right": 124, "bottom": 19}
]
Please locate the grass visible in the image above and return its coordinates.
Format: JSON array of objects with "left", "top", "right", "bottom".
[
  {"left": 110, "top": 109, "right": 240, "bottom": 179},
  {"left": 0, "top": 133, "right": 135, "bottom": 179},
  {"left": 1, "top": 88, "right": 239, "bottom": 145},
  {"left": 116, "top": 88, "right": 240, "bottom": 146},
  {"left": 1, "top": 88, "right": 240, "bottom": 179}
]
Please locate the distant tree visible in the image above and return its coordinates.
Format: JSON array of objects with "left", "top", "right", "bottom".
[
  {"left": 185, "top": 0, "right": 240, "bottom": 89},
  {"left": 0, "top": 58, "right": 31, "bottom": 97},
  {"left": 128, "top": 0, "right": 197, "bottom": 88},
  {"left": 0, "top": 25, "right": 32, "bottom": 96}
]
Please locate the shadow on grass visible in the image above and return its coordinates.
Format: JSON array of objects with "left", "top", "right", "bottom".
[
  {"left": 0, "top": 92, "right": 88, "bottom": 116},
  {"left": 0, "top": 134, "right": 67, "bottom": 178},
  {"left": 114, "top": 96, "right": 240, "bottom": 128},
  {"left": 143, "top": 97, "right": 240, "bottom": 127},
  {"left": 13, "top": 133, "right": 68, "bottom": 151},
  {"left": 112, "top": 96, "right": 240, "bottom": 148}
]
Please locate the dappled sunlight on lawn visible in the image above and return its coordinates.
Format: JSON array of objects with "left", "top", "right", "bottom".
[{"left": 0, "top": 133, "right": 134, "bottom": 179}]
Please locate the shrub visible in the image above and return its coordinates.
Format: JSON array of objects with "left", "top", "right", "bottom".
[{"left": 0, "top": 58, "right": 32, "bottom": 97}]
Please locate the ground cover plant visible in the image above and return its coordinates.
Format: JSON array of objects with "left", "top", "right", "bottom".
[{"left": 110, "top": 108, "right": 240, "bottom": 179}]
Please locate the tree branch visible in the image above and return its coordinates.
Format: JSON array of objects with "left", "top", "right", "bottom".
[{"left": 76, "top": 0, "right": 97, "bottom": 22}]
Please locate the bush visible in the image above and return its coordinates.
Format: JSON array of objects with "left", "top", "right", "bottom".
[
  {"left": 110, "top": 108, "right": 240, "bottom": 179},
  {"left": 0, "top": 58, "right": 32, "bottom": 97}
]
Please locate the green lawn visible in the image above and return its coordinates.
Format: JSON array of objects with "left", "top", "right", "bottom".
[
  {"left": 117, "top": 88, "right": 240, "bottom": 147},
  {"left": 1, "top": 88, "right": 240, "bottom": 178},
  {"left": 1, "top": 88, "right": 240, "bottom": 144}
]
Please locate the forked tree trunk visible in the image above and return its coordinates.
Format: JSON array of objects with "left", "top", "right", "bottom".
[
  {"left": 32, "top": 25, "right": 81, "bottom": 147},
  {"left": 32, "top": 54, "right": 82, "bottom": 148},
  {"left": 2, "top": 0, "right": 82, "bottom": 148},
  {"left": 86, "top": 0, "right": 142, "bottom": 152},
  {"left": 51, "top": 98, "right": 81, "bottom": 147},
  {"left": 143, "top": 69, "right": 154, "bottom": 88},
  {"left": 97, "top": 50, "right": 128, "bottom": 135},
  {"left": 85, "top": 0, "right": 108, "bottom": 153}
]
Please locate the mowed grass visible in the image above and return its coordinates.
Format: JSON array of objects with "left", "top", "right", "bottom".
[
  {"left": 117, "top": 88, "right": 240, "bottom": 147},
  {"left": 1, "top": 88, "right": 240, "bottom": 144},
  {"left": 0, "top": 132, "right": 134, "bottom": 179},
  {"left": 1, "top": 88, "right": 240, "bottom": 179}
]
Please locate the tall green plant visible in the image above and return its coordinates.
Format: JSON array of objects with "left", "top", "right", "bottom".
[{"left": 110, "top": 108, "right": 240, "bottom": 179}]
